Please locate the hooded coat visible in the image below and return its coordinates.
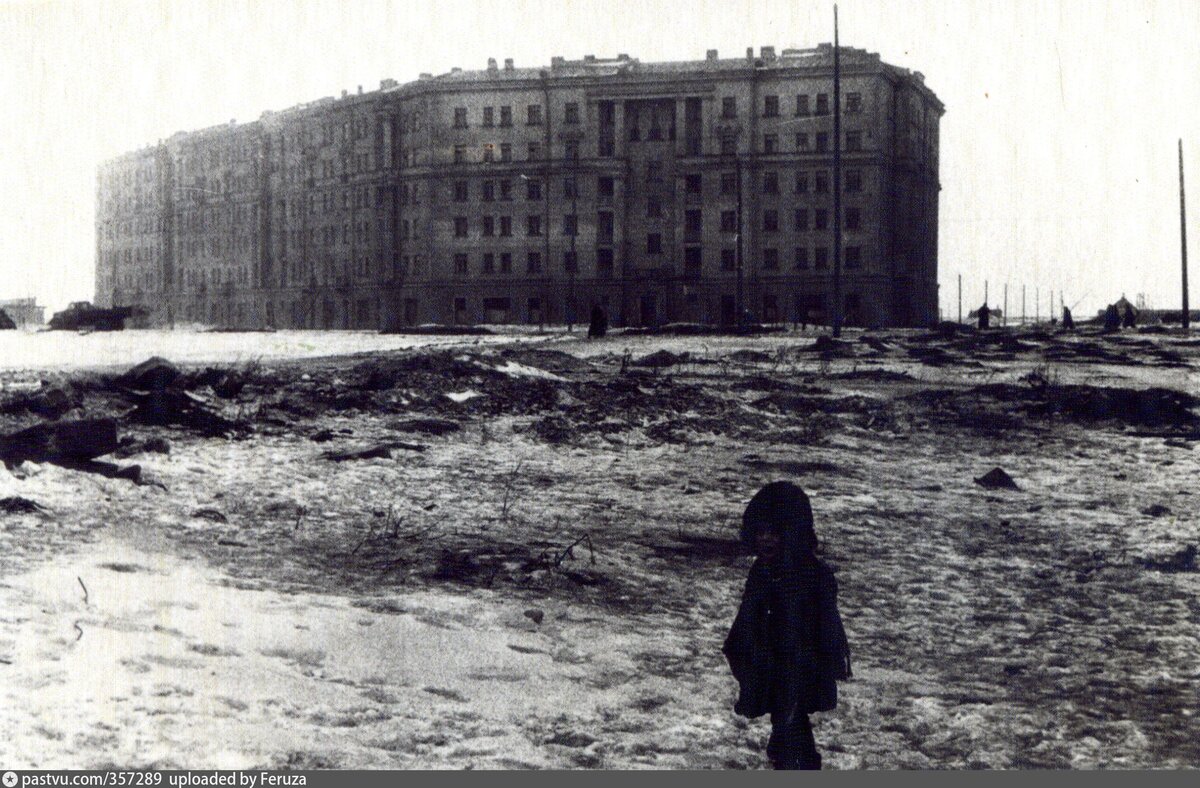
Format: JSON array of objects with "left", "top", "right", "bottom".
[{"left": 723, "top": 483, "right": 852, "bottom": 719}]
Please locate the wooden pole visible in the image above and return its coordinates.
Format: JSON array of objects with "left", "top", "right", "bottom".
[
  {"left": 831, "top": 3, "right": 844, "bottom": 337},
  {"left": 957, "top": 274, "right": 962, "bottom": 324},
  {"left": 1022, "top": 284, "right": 1026, "bottom": 325},
  {"left": 1181, "top": 139, "right": 1190, "bottom": 331},
  {"left": 1003, "top": 283, "right": 1008, "bottom": 327}
]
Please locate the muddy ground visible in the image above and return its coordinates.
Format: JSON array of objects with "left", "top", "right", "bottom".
[{"left": 1, "top": 324, "right": 1198, "bottom": 769}]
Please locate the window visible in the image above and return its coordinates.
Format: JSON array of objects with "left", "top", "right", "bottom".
[
  {"left": 816, "top": 132, "right": 829, "bottom": 153},
  {"left": 721, "top": 210, "right": 738, "bottom": 233},
  {"left": 720, "top": 172, "right": 737, "bottom": 195},
  {"left": 500, "top": 143, "right": 512, "bottom": 162},
  {"left": 565, "top": 141, "right": 580, "bottom": 160},
  {"left": 564, "top": 177, "right": 578, "bottom": 199},
  {"left": 596, "top": 247, "right": 614, "bottom": 276},
  {"left": 564, "top": 250, "right": 578, "bottom": 272},
  {"left": 527, "top": 104, "right": 543, "bottom": 125},
  {"left": 796, "top": 133, "right": 810, "bottom": 151},
  {"left": 721, "top": 248, "right": 737, "bottom": 271},
  {"left": 526, "top": 179, "right": 541, "bottom": 200},
  {"left": 645, "top": 160, "right": 661, "bottom": 182},
  {"left": 527, "top": 142, "right": 541, "bottom": 161},
  {"left": 526, "top": 215, "right": 542, "bottom": 236},
  {"left": 815, "top": 172, "right": 830, "bottom": 193},
  {"left": 500, "top": 252, "right": 512, "bottom": 272},
  {"left": 720, "top": 136, "right": 738, "bottom": 156},
  {"left": 795, "top": 94, "right": 810, "bottom": 116},
  {"left": 763, "top": 248, "right": 779, "bottom": 270},
  {"left": 527, "top": 251, "right": 542, "bottom": 273},
  {"left": 482, "top": 216, "right": 495, "bottom": 236},
  {"left": 815, "top": 246, "right": 829, "bottom": 270},
  {"left": 845, "top": 207, "right": 861, "bottom": 230},
  {"left": 598, "top": 177, "right": 615, "bottom": 198},
  {"left": 563, "top": 214, "right": 578, "bottom": 236},
  {"left": 564, "top": 102, "right": 580, "bottom": 124},
  {"left": 764, "top": 95, "right": 780, "bottom": 118},
  {"left": 846, "top": 92, "right": 863, "bottom": 114},
  {"left": 846, "top": 131, "right": 863, "bottom": 152},
  {"left": 646, "top": 233, "right": 663, "bottom": 254},
  {"left": 500, "top": 216, "right": 512, "bottom": 237},
  {"left": 846, "top": 245, "right": 862, "bottom": 268},
  {"left": 482, "top": 180, "right": 495, "bottom": 202},
  {"left": 762, "top": 171, "right": 779, "bottom": 194},
  {"left": 684, "top": 246, "right": 702, "bottom": 274},
  {"left": 454, "top": 252, "right": 469, "bottom": 274},
  {"left": 483, "top": 106, "right": 494, "bottom": 127},
  {"left": 721, "top": 97, "right": 737, "bottom": 119},
  {"left": 794, "top": 247, "right": 809, "bottom": 269},
  {"left": 481, "top": 253, "right": 496, "bottom": 273},
  {"left": 499, "top": 179, "right": 512, "bottom": 201},
  {"left": 763, "top": 134, "right": 778, "bottom": 154},
  {"left": 453, "top": 145, "right": 467, "bottom": 164},
  {"left": 685, "top": 173, "right": 703, "bottom": 194},
  {"left": 794, "top": 209, "right": 809, "bottom": 231},
  {"left": 453, "top": 107, "right": 468, "bottom": 128},
  {"left": 815, "top": 209, "right": 829, "bottom": 230},
  {"left": 454, "top": 217, "right": 469, "bottom": 237},
  {"left": 685, "top": 209, "right": 702, "bottom": 238},
  {"left": 647, "top": 198, "right": 662, "bottom": 218},
  {"left": 499, "top": 105, "right": 512, "bottom": 127},
  {"left": 816, "top": 94, "right": 829, "bottom": 116},
  {"left": 483, "top": 144, "right": 495, "bottom": 163},
  {"left": 795, "top": 171, "right": 809, "bottom": 193},
  {"left": 597, "top": 211, "right": 614, "bottom": 241},
  {"left": 763, "top": 210, "right": 779, "bottom": 233},
  {"left": 845, "top": 170, "right": 863, "bottom": 192}
]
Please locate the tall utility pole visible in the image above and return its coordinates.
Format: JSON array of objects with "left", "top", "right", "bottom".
[
  {"left": 736, "top": 162, "right": 744, "bottom": 331},
  {"left": 984, "top": 280, "right": 989, "bottom": 304},
  {"left": 1003, "top": 283, "right": 1008, "bottom": 327},
  {"left": 957, "top": 274, "right": 962, "bottom": 324},
  {"left": 1022, "top": 284, "right": 1027, "bottom": 325},
  {"left": 1035, "top": 286, "right": 1039, "bottom": 323},
  {"left": 1181, "top": 139, "right": 1190, "bottom": 331},
  {"left": 831, "top": 4, "right": 844, "bottom": 337}
]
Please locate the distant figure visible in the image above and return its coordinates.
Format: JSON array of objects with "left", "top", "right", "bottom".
[
  {"left": 724, "top": 482, "right": 852, "bottom": 770},
  {"left": 1103, "top": 304, "right": 1121, "bottom": 333},
  {"left": 1062, "top": 306, "right": 1075, "bottom": 330},
  {"left": 587, "top": 304, "right": 608, "bottom": 339},
  {"left": 977, "top": 302, "right": 991, "bottom": 329},
  {"left": 1122, "top": 303, "right": 1137, "bottom": 329}
]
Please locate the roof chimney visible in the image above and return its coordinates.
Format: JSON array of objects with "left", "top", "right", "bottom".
[
  {"left": 357, "top": 84, "right": 363, "bottom": 94},
  {"left": 341, "top": 89, "right": 348, "bottom": 98},
  {"left": 746, "top": 47, "right": 754, "bottom": 61},
  {"left": 706, "top": 48, "right": 719, "bottom": 61},
  {"left": 487, "top": 57, "right": 498, "bottom": 71},
  {"left": 504, "top": 58, "right": 514, "bottom": 70}
]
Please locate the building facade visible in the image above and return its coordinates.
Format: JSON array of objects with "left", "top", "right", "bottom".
[
  {"left": 0, "top": 298, "right": 46, "bottom": 328},
  {"left": 95, "top": 45, "right": 942, "bottom": 329}
]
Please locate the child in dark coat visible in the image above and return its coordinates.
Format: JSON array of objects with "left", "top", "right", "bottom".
[{"left": 723, "top": 482, "right": 852, "bottom": 770}]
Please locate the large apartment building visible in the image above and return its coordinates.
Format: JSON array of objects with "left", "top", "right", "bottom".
[{"left": 95, "top": 44, "right": 942, "bottom": 329}]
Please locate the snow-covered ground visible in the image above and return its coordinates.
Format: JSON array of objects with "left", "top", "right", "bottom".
[{"left": 1, "top": 328, "right": 1198, "bottom": 768}]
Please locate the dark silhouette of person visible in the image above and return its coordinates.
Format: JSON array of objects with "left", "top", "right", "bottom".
[
  {"left": 724, "top": 482, "right": 852, "bottom": 770},
  {"left": 1103, "top": 304, "right": 1121, "bottom": 332},
  {"left": 1122, "top": 303, "right": 1137, "bottom": 329},
  {"left": 977, "top": 302, "right": 990, "bottom": 329},
  {"left": 587, "top": 304, "right": 607, "bottom": 339},
  {"left": 1062, "top": 306, "right": 1075, "bottom": 330}
]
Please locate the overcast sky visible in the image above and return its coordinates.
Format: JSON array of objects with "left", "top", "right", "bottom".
[{"left": 1, "top": 0, "right": 1197, "bottom": 318}]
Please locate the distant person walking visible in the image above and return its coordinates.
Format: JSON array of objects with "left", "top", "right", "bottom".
[
  {"left": 1062, "top": 306, "right": 1075, "bottom": 330},
  {"left": 977, "top": 302, "right": 991, "bottom": 329},
  {"left": 1103, "top": 304, "right": 1121, "bottom": 333},
  {"left": 1122, "top": 303, "right": 1137, "bottom": 329},
  {"left": 724, "top": 482, "right": 852, "bottom": 770},
  {"left": 587, "top": 304, "right": 607, "bottom": 339}
]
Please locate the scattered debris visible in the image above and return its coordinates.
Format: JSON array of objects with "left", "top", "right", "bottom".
[
  {"left": 975, "top": 467, "right": 1020, "bottom": 490},
  {"left": 1140, "top": 545, "right": 1197, "bottom": 573},
  {"left": 1142, "top": 504, "right": 1171, "bottom": 518},
  {"left": 0, "top": 496, "right": 45, "bottom": 514},
  {"left": 391, "top": 417, "right": 461, "bottom": 436},
  {"left": 523, "top": 608, "right": 545, "bottom": 625},
  {"left": 0, "top": 418, "right": 120, "bottom": 466},
  {"left": 191, "top": 508, "right": 228, "bottom": 523},
  {"left": 321, "top": 441, "right": 426, "bottom": 462}
]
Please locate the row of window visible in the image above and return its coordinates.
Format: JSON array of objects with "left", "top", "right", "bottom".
[
  {"left": 730, "top": 92, "right": 863, "bottom": 120},
  {"left": 723, "top": 246, "right": 864, "bottom": 271},
  {"left": 454, "top": 103, "right": 561, "bottom": 128}
]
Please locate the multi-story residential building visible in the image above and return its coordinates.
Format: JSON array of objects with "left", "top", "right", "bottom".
[
  {"left": 0, "top": 298, "right": 46, "bottom": 328},
  {"left": 95, "top": 45, "right": 942, "bottom": 329}
]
